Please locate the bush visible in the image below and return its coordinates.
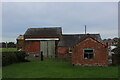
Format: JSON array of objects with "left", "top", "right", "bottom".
[{"left": 2, "top": 51, "right": 27, "bottom": 66}]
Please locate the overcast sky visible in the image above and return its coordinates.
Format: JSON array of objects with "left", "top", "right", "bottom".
[{"left": 2, "top": 2, "right": 118, "bottom": 42}]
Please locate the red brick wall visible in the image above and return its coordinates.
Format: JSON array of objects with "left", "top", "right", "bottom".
[
  {"left": 72, "top": 37, "right": 108, "bottom": 66},
  {"left": 24, "top": 41, "right": 40, "bottom": 53},
  {"left": 57, "top": 47, "right": 71, "bottom": 56}
]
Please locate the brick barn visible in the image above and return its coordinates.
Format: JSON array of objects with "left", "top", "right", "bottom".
[
  {"left": 57, "top": 34, "right": 108, "bottom": 66},
  {"left": 17, "top": 27, "right": 108, "bottom": 66},
  {"left": 23, "top": 27, "right": 62, "bottom": 57}
]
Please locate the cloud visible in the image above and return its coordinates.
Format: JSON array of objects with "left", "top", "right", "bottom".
[{"left": 2, "top": 2, "right": 118, "bottom": 42}]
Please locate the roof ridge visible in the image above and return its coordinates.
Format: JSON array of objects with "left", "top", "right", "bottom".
[
  {"left": 62, "top": 34, "right": 100, "bottom": 36},
  {"left": 28, "top": 27, "right": 61, "bottom": 29}
]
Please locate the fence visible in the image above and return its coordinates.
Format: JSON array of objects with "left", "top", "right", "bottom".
[{"left": 25, "top": 52, "right": 72, "bottom": 62}]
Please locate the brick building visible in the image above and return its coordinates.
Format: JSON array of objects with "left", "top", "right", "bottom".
[
  {"left": 57, "top": 34, "right": 108, "bottom": 66},
  {"left": 23, "top": 27, "right": 62, "bottom": 57},
  {"left": 71, "top": 34, "right": 108, "bottom": 66},
  {"left": 17, "top": 27, "right": 108, "bottom": 66}
]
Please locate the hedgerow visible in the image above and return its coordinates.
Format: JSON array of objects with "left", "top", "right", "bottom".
[{"left": 2, "top": 51, "right": 28, "bottom": 66}]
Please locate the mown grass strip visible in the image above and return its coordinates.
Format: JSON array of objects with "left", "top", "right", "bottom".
[{"left": 2, "top": 61, "right": 118, "bottom": 78}]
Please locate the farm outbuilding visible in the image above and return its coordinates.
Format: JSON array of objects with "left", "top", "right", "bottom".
[
  {"left": 57, "top": 34, "right": 108, "bottom": 66},
  {"left": 17, "top": 27, "right": 108, "bottom": 66},
  {"left": 71, "top": 34, "right": 108, "bottom": 66},
  {"left": 23, "top": 27, "right": 62, "bottom": 57},
  {"left": 57, "top": 34, "right": 102, "bottom": 55},
  {"left": 16, "top": 35, "right": 24, "bottom": 51}
]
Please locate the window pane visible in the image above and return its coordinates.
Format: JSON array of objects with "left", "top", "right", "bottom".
[
  {"left": 89, "top": 54, "right": 93, "bottom": 59},
  {"left": 84, "top": 53, "right": 88, "bottom": 59},
  {"left": 84, "top": 49, "right": 94, "bottom": 59}
]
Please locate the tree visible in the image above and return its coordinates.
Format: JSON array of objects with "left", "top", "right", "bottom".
[{"left": 117, "top": 38, "right": 120, "bottom": 54}]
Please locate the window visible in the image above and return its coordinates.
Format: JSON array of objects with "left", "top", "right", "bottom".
[
  {"left": 83, "top": 49, "right": 94, "bottom": 59},
  {"left": 69, "top": 48, "right": 72, "bottom": 54}
]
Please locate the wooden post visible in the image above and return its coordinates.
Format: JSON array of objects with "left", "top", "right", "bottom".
[{"left": 6, "top": 41, "right": 8, "bottom": 51}]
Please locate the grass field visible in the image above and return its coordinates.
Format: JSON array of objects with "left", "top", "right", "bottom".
[
  {"left": 0, "top": 67, "right": 1, "bottom": 79},
  {"left": 0, "top": 48, "right": 17, "bottom": 52},
  {"left": 2, "top": 61, "right": 118, "bottom": 78}
]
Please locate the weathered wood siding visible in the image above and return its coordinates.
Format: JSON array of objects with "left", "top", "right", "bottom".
[
  {"left": 48, "top": 41, "right": 55, "bottom": 57},
  {"left": 40, "top": 41, "right": 48, "bottom": 57},
  {"left": 40, "top": 41, "right": 55, "bottom": 57}
]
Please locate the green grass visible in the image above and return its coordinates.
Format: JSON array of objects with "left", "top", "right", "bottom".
[
  {"left": 0, "top": 48, "right": 17, "bottom": 52},
  {"left": 0, "top": 67, "right": 2, "bottom": 79},
  {"left": 2, "top": 61, "right": 118, "bottom": 78}
]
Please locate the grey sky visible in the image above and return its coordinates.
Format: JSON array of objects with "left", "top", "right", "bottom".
[{"left": 2, "top": 2, "right": 118, "bottom": 42}]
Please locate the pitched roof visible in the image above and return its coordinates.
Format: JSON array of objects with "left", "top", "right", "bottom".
[
  {"left": 24, "top": 27, "right": 62, "bottom": 37},
  {"left": 79, "top": 34, "right": 103, "bottom": 43},
  {"left": 58, "top": 34, "right": 103, "bottom": 47}
]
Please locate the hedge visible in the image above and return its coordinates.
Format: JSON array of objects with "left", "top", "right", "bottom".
[{"left": 2, "top": 51, "right": 28, "bottom": 66}]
